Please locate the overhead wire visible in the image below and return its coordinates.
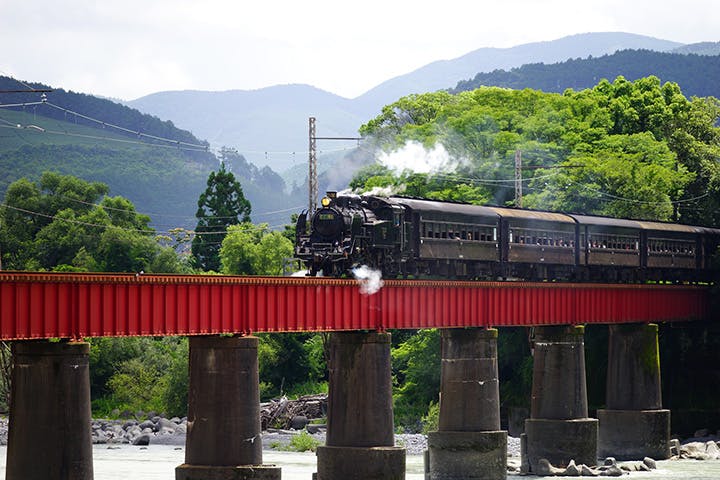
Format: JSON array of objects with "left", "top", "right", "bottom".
[{"left": 0, "top": 202, "right": 291, "bottom": 237}]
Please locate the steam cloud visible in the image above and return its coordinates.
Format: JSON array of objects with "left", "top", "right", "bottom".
[
  {"left": 377, "top": 141, "right": 461, "bottom": 175},
  {"left": 351, "top": 265, "right": 384, "bottom": 295}
]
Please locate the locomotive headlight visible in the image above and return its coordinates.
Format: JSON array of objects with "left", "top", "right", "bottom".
[{"left": 321, "top": 196, "right": 332, "bottom": 207}]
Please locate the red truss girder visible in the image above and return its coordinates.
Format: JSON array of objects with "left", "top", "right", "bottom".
[{"left": 0, "top": 272, "right": 710, "bottom": 340}]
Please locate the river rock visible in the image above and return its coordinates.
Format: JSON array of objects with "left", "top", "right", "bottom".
[
  {"left": 138, "top": 419, "right": 155, "bottom": 431},
  {"left": 642, "top": 457, "right": 657, "bottom": 469},
  {"left": 705, "top": 441, "right": 720, "bottom": 459},
  {"left": 670, "top": 438, "right": 680, "bottom": 456},
  {"left": 132, "top": 434, "right": 151, "bottom": 446},
  {"left": 535, "top": 458, "right": 564, "bottom": 476},
  {"left": 563, "top": 459, "right": 580, "bottom": 476},
  {"left": 600, "top": 465, "right": 625, "bottom": 476}
]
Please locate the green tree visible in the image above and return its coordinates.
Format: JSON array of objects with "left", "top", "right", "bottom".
[
  {"left": 391, "top": 329, "right": 441, "bottom": 430},
  {"left": 191, "top": 154, "right": 251, "bottom": 271},
  {"left": 219, "top": 223, "right": 293, "bottom": 275}
]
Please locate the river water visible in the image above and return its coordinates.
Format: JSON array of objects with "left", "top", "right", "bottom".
[{"left": 0, "top": 445, "right": 719, "bottom": 479}]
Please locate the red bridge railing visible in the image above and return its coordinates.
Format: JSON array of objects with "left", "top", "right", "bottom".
[{"left": 0, "top": 272, "right": 711, "bottom": 340}]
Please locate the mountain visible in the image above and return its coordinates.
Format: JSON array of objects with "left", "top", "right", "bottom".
[
  {"left": 128, "top": 32, "right": 684, "bottom": 173},
  {"left": 128, "top": 85, "right": 366, "bottom": 174},
  {"left": 671, "top": 41, "right": 720, "bottom": 56},
  {"left": 450, "top": 49, "right": 720, "bottom": 98}
]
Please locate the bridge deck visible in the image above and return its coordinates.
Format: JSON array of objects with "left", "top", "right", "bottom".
[{"left": 0, "top": 272, "right": 710, "bottom": 340}]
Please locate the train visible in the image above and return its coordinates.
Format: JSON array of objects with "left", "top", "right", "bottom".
[{"left": 294, "top": 191, "right": 720, "bottom": 282}]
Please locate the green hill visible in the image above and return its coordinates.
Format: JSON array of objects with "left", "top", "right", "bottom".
[{"left": 0, "top": 79, "right": 303, "bottom": 231}]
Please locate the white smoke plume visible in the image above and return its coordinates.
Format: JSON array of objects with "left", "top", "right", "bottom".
[
  {"left": 351, "top": 265, "right": 384, "bottom": 295},
  {"left": 377, "top": 141, "right": 461, "bottom": 175}
]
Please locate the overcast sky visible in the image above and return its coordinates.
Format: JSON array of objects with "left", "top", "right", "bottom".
[{"left": 1, "top": 0, "right": 718, "bottom": 101}]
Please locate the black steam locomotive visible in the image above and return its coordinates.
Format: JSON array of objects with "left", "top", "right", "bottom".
[{"left": 295, "top": 191, "right": 720, "bottom": 282}]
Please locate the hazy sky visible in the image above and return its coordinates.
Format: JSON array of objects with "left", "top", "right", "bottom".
[{"left": 1, "top": 0, "right": 718, "bottom": 101}]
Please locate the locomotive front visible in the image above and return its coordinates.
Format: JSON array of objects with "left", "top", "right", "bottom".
[{"left": 295, "top": 192, "right": 367, "bottom": 276}]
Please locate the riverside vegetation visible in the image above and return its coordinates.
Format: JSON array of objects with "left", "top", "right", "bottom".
[{"left": 0, "top": 76, "right": 719, "bottom": 434}]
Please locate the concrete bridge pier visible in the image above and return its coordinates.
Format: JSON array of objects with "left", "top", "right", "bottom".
[
  {"left": 598, "top": 323, "right": 670, "bottom": 460},
  {"left": 6, "top": 340, "right": 93, "bottom": 480},
  {"left": 176, "top": 335, "right": 280, "bottom": 480},
  {"left": 522, "top": 325, "right": 598, "bottom": 473},
  {"left": 316, "top": 331, "right": 405, "bottom": 480},
  {"left": 426, "top": 328, "right": 507, "bottom": 480}
]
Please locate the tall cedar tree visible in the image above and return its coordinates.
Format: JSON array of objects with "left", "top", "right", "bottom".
[{"left": 191, "top": 161, "right": 251, "bottom": 271}]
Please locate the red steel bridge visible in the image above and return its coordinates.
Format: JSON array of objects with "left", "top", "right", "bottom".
[{"left": 0, "top": 272, "right": 710, "bottom": 340}]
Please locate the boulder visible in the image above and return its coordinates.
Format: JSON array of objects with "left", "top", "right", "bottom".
[
  {"left": 600, "top": 465, "right": 624, "bottom": 476},
  {"left": 705, "top": 441, "right": 720, "bottom": 459},
  {"left": 563, "top": 459, "right": 580, "bottom": 476},
  {"left": 535, "top": 458, "right": 564, "bottom": 476},
  {"left": 132, "top": 434, "right": 151, "bottom": 446},
  {"left": 156, "top": 417, "right": 177, "bottom": 431},
  {"left": 642, "top": 457, "right": 657, "bottom": 469},
  {"left": 138, "top": 420, "right": 155, "bottom": 431},
  {"left": 290, "top": 415, "right": 308, "bottom": 430}
]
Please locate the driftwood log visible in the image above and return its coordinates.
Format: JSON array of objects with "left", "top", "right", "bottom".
[{"left": 260, "top": 394, "right": 327, "bottom": 430}]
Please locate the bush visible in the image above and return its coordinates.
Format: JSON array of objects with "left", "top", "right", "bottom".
[{"left": 285, "top": 431, "right": 321, "bottom": 452}]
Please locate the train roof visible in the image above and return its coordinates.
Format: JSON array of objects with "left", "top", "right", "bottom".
[
  {"left": 388, "top": 197, "right": 500, "bottom": 218},
  {"left": 486, "top": 207, "right": 575, "bottom": 224},
  {"left": 361, "top": 195, "right": 720, "bottom": 235},
  {"left": 568, "top": 214, "right": 644, "bottom": 229}
]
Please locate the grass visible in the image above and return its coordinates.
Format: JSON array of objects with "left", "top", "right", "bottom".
[{"left": 274, "top": 431, "right": 322, "bottom": 452}]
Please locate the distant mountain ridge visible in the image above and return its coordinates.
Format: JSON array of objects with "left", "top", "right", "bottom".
[
  {"left": 128, "top": 32, "right": 687, "bottom": 172},
  {"left": 451, "top": 49, "right": 720, "bottom": 98}
]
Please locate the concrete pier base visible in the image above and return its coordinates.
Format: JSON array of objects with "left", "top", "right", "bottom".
[
  {"left": 176, "top": 336, "right": 280, "bottom": 480},
  {"left": 316, "top": 445, "right": 406, "bottom": 480},
  {"left": 426, "top": 328, "right": 507, "bottom": 480},
  {"left": 315, "top": 331, "right": 405, "bottom": 480},
  {"left": 598, "top": 323, "right": 670, "bottom": 460},
  {"left": 522, "top": 325, "right": 597, "bottom": 473},
  {"left": 524, "top": 418, "right": 598, "bottom": 469},
  {"left": 428, "top": 431, "right": 507, "bottom": 480},
  {"left": 6, "top": 341, "right": 93, "bottom": 480},
  {"left": 597, "top": 409, "right": 670, "bottom": 460}
]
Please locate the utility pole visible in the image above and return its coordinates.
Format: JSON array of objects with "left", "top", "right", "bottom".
[
  {"left": 308, "top": 117, "right": 318, "bottom": 214},
  {"left": 307, "top": 117, "right": 362, "bottom": 214},
  {"left": 515, "top": 149, "right": 522, "bottom": 208}
]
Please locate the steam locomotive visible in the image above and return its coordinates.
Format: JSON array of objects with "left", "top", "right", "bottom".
[{"left": 295, "top": 191, "right": 720, "bottom": 282}]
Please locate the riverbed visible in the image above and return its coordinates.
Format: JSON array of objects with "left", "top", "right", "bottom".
[{"left": 1, "top": 445, "right": 719, "bottom": 479}]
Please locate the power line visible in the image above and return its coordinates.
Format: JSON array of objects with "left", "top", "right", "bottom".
[{"left": 0, "top": 201, "right": 292, "bottom": 237}]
